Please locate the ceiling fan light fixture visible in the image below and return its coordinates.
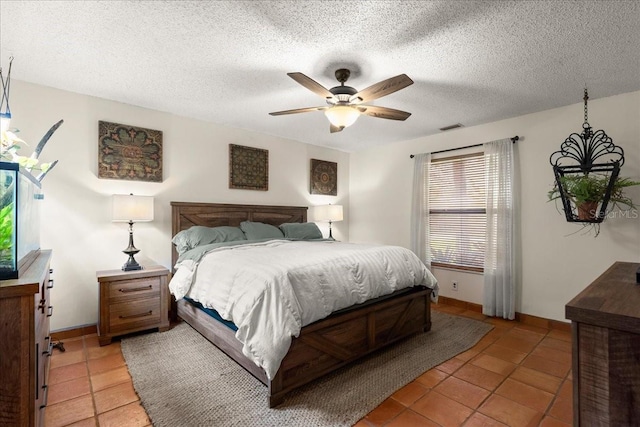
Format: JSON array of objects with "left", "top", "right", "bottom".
[
  {"left": 270, "top": 69, "right": 413, "bottom": 133},
  {"left": 324, "top": 105, "right": 360, "bottom": 129}
]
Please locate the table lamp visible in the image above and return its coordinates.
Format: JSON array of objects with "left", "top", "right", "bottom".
[
  {"left": 313, "top": 204, "right": 343, "bottom": 240},
  {"left": 112, "top": 194, "right": 154, "bottom": 271}
]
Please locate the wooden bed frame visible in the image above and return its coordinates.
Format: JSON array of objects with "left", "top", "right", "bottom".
[{"left": 171, "top": 201, "right": 432, "bottom": 407}]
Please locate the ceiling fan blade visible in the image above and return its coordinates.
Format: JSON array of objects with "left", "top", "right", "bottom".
[
  {"left": 287, "top": 72, "right": 335, "bottom": 101},
  {"left": 360, "top": 105, "right": 412, "bottom": 121},
  {"left": 330, "top": 124, "right": 344, "bottom": 133},
  {"left": 349, "top": 74, "right": 414, "bottom": 103},
  {"left": 269, "top": 106, "right": 327, "bottom": 116}
]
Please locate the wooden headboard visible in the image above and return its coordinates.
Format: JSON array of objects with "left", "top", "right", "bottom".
[{"left": 170, "top": 202, "right": 308, "bottom": 269}]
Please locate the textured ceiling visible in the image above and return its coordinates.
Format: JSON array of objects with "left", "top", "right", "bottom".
[{"left": 1, "top": 1, "right": 639, "bottom": 152}]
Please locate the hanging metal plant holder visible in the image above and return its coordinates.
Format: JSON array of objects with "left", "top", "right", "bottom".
[{"left": 549, "top": 88, "right": 624, "bottom": 223}]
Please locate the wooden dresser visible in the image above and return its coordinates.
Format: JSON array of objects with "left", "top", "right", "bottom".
[
  {"left": 565, "top": 261, "right": 640, "bottom": 427},
  {"left": 0, "top": 250, "right": 53, "bottom": 427},
  {"left": 97, "top": 265, "right": 170, "bottom": 346}
]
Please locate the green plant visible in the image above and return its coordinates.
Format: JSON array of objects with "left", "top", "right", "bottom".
[
  {"left": 0, "top": 202, "right": 13, "bottom": 265},
  {"left": 548, "top": 174, "right": 639, "bottom": 211},
  {"left": 548, "top": 173, "right": 640, "bottom": 236}
]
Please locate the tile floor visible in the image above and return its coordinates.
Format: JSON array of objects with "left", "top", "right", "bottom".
[
  {"left": 44, "top": 335, "right": 150, "bottom": 427},
  {"left": 45, "top": 302, "right": 573, "bottom": 427},
  {"left": 356, "top": 303, "right": 573, "bottom": 427}
]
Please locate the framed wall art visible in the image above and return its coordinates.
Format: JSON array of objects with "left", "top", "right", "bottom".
[
  {"left": 98, "top": 121, "right": 163, "bottom": 182},
  {"left": 229, "top": 144, "right": 269, "bottom": 191},
  {"left": 310, "top": 159, "right": 337, "bottom": 195}
]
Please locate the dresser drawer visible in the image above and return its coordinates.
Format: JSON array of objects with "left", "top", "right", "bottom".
[
  {"left": 108, "top": 277, "right": 160, "bottom": 302},
  {"left": 109, "top": 298, "right": 161, "bottom": 333}
]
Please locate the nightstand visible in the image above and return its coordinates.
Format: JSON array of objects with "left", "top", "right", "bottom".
[{"left": 97, "top": 265, "right": 170, "bottom": 346}]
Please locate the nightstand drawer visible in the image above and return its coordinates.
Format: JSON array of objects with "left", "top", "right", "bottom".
[
  {"left": 109, "top": 298, "right": 161, "bottom": 332},
  {"left": 108, "top": 277, "right": 160, "bottom": 302}
]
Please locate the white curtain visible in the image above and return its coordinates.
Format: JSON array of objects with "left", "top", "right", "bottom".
[
  {"left": 483, "top": 139, "right": 515, "bottom": 319},
  {"left": 410, "top": 153, "right": 431, "bottom": 269}
]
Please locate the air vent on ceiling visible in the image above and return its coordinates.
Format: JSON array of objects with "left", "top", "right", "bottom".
[{"left": 439, "top": 123, "right": 464, "bottom": 131}]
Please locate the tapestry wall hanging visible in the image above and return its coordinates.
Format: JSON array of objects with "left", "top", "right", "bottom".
[
  {"left": 310, "top": 159, "right": 337, "bottom": 195},
  {"left": 229, "top": 144, "right": 269, "bottom": 191},
  {"left": 98, "top": 121, "right": 163, "bottom": 182}
]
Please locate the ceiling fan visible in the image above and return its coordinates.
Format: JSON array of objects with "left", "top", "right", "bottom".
[{"left": 269, "top": 68, "right": 414, "bottom": 133}]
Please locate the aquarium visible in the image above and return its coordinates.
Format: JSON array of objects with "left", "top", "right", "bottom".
[{"left": 0, "top": 161, "right": 42, "bottom": 279}]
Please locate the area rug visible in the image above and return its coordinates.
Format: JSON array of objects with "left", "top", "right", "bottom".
[{"left": 122, "top": 311, "right": 492, "bottom": 427}]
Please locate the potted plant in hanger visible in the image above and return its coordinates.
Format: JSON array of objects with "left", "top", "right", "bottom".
[{"left": 548, "top": 173, "right": 639, "bottom": 221}]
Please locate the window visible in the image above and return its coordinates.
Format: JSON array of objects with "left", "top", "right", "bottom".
[{"left": 429, "top": 153, "right": 485, "bottom": 272}]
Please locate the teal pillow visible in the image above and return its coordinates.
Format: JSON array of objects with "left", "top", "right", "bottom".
[
  {"left": 240, "top": 221, "right": 284, "bottom": 240},
  {"left": 172, "top": 226, "right": 246, "bottom": 254},
  {"left": 279, "top": 222, "right": 323, "bottom": 240}
]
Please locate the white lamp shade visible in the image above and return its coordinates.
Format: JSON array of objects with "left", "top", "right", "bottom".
[
  {"left": 112, "top": 194, "right": 154, "bottom": 222},
  {"left": 313, "top": 204, "right": 343, "bottom": 222},
  {"left": 324, "top": 106, "right": 360, "bottom": 128}
]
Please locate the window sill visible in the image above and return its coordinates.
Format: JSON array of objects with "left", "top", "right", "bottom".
[{"left": 430, "top": 263, "right": 484, "bottom": 275}]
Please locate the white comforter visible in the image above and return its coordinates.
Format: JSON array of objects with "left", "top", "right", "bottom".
[{"left": 169, "top": 240, "right": 438, "bottom": 379}]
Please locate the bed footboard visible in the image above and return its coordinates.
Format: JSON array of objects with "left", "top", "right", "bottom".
[
  {"left": 269, "top": 286, "right": 431, "bottom": 406},
  {"left": 178, "top": 286, "right": 431, "bottom": 407},
  {"left": 171, "top": 202, "right": 432, "bottom": 407}
]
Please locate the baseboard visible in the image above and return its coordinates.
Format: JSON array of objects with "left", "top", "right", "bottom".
[
  {"left": 515, "top": 312, "right": 571, "bottom": 332},
  {"left": 50, "top": 324, "right": 98, "bottom": 340},
  {"left": 437, "top": 296, "right": 483, "bottom": 313},
  {"left": 435, "top": 295, "right": 571, "bottom": 332}
]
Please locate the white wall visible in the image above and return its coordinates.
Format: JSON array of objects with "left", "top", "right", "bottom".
[
  {"left": 350, "top": 91, "right": 640, "bottom": 321},
  {"left": 11, "top": 80, "right": 350, "bottom": 331}
]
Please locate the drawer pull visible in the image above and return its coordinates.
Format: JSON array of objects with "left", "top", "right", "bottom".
[
  {"left": 47, "top": 306, "right": 54, "bottom": 317},
  {"left": 42, "top": 341, "right": 53, "bottom": 357},
  {"left": 40, "top": 384, "right": 48, "bottom": 409},
  {"left": 119, "top": 285, "right": 152, "bottom": 293},
  {"left": 47, "top": 279, "right": 54, "bottom": 289},
  {"left": 36, "top": 343, "right": 40, "bottom": 399},
  {"left": 119, "top": 310, "right": 153, "bottom": 320}
]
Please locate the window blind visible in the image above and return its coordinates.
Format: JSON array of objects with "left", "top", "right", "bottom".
[{"left": 429, "top": 153, "right": 485, "bottom": 271}]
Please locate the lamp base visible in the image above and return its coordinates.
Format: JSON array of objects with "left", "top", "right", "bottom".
[
  {"left": 121, "top": 221, "right": 143, "bottom": 271},
  {"left": 122, "top": 254, "right": 143, "bottom": 271}
]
